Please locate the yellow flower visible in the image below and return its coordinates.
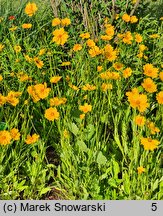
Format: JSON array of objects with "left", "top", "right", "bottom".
[
  {"left": 52, "top": 18, "right": 61, "bottom": 26},
  {"left": 80, "top": 114, "right": 85, "bottom": 120},
  {"left": 141, "top": 78, "right": 157, "bottom": 93},
  {"left": 123, "top": 67, "right": 132, "bottom": 78},
  {"left": 45, "top": 107, "right": 59, "bottom": 121},
  {"left": 103, "top": 45, "right": 117, "bottom": 61},
  {"left": 0, "top": 43, "right": 4, "bottom": 52},
  {"left": 126, "top": 88, "right": 149, "bottom": 112},
  {"left": 143, "top": 64, "right": 158, "bottom": 78},
  {"left": 69, "top": 83, "right": 79, "bottom": 90},
  {"left": 159, "top": 72, "right": 163, "bottom": 81},
  {"left": 61, "top": 61, "right": 71, "bottom": 66},
  {"left": 14, "top": 45, "right": 21, "bottom": 53},
  {"left": 0, "top": 75, "right": 3, "bottom": 81},
  {"left": 38, "top": 48, "right": 46, "bottom": 56},
  {"left": 149, "top": 34, "right": 160, "bottom": 39},
  {"left": 61, "top": 18, "right": 71, "bottom": 26},
  {"left": 79, "top": 103, "right": 92, "bottom": 113},
  {"left": 147, "top": 122, "right": 160, "bottom": 134},
  {"left": 33, "top": 57, "right": 44, "bottom": 68},
  {"left": 130, "top": 15, "right": 138, "bottom": 23},
  {"left": 50, "top": 76, "right": 62, "bottom": 83},
  {"left": 18, "top": 72, "right": 30, "bottom": 82},
  {"left": 82, "top": 84, "right": 96, "bottom": 91},
  {"left": 134, "top": 115, "right": 146, "bottom": 126},
  {"left": 25, "top": 133, "right": 39, "bottom": 144},
  {"left": 105, "top": 24, "right": 114, "bottom": 38},
  {"left": 22, "top": 23, "right": 32, "bottom": 29},
  {"left": 0, "top": 130, "right": 12, "bottom": 145},
  {"left": 113, "top": 62, "right": 124, "bottom": 71},
  {"left": 6, "top": 91, "right": 22, "bottom": 106},
  {"left": 86, "top": 39, "right": 96, "bottom": 47},
  {"left": 101, "top": 83, "right": 112, "bottom": 91},
  {"left": 122, "top": 14, "right": 130, "bottom": 22},
  {"left": 156, "top": 91, "right": 163, "bottom": 104},
  {"left": 139, "top": 44, "right": 147, "bottom": 52},
  {"left": 101, "top": 35, "right": 113, "bottom": 41},
  {"left": 122, "top": 31, "right": 133, "bottom": 44},
  {"left": 0, "top": 94, "right": 6, "bottom": 106},
  {"left": 140, "top": 137, "right": 160, "bottom": 151},
  {"left": 52, "top": 28, "right": 69, "bottom": 45},
  {"left": 135, "top": 33, "right": 143, "bottom": 43},
  {"left": 88, "top": 46, "right": 101, "bottom": 57},
  {"left": 79, "top": 32, "right": 90, "bottom": 39},
  {"left": 24, "top": 54, "right": 33, "bottom": 63},
  {"left": 137, "top": 166, "right": 145, "bottom": 174},
  {"left": 73, "top": 44, "right": 82, "bottom": 51},
  {"left": 10, "top": 128, "right": 20, "bottom": 141},
  {"left": 25, "top": 2, "right": 38, "bottom": 17},
  {"left": 50, "top": 97, "right": 67, "bottom": 106},
  {"left": 63, "top": 129, "right": 70, "bottom": 138},
  {"left": 97, "top": 66, "right": 103, "bottom": 72}
]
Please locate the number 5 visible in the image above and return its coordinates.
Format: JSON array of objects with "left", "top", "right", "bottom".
[{"left": 151, "top": 203, "right": 157, "bottom": 211}]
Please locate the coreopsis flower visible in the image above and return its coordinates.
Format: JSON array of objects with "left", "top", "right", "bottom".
[
  {"left": 122, "top": 14, "right": 130, "bottom": 22},
  {"left": 134, "top": 115, "right": 146, "bottom": 126},
  {"left": 159, "top": 72, "right": 163, "bottom": 81},
  {"left": 86, "top": 39, "right": 96, "bottom": 47},
  {"left": 24, "top": 54, "right": 33, "bottom": 63},
  {"left": 25, "top": 133, "right": 39, "bottom": 144},
  {"left": 126, "top": 88, "right": 149, "bottom": 112},
  {"left": 44, "top": 107, "right": 59, "bottom": 121},
  {"left": 143, "top": 64, "right": 158, "bottom": 78},
  {"left": 156, "top": 91, "right": 163, "bottom": 104},
  {"left": 6, "top": 91, "right": 22, "bottom": 106},
  {"left": 33, "top": 57, "right": 44, "bottom": 68},
  {"left": 17, "top": 72, "right": 31, "bottom": 82},
  {"left": 22, "top": 23, "right": 32, "bottom": 29},
  {"left": 27, "top": 86, "right": 40, "bottom": 102},
  {"left": 38, "top": 48, "right": 46, "bottom": 56},
  {"left": 50, "top": 97, "right": 67, "bottom": 106},
  {"left": 61, "top": 18, "right": 71, "bottom": 26},
  {"left": 73, "top": 44, "right": 82, "bottom": 51},
  {"left": 113, "top": 62, "right": 124, "bottom": 71},
  {"left": 69, "top": 83, "right": 79, "bottom": 90},
  {"left": 135, "top": 33, "right": 143, "bottom": 43},
  {"left": 52, "top": 18, "right": 61, "bottom": 26},
  {"left": 130, "top": 15, "right": 138, "bottom": 23},
  {"left": 101, "top": 83, "right": 112, "bottom": 91},
  {"left": 88, "top": 46, "right": 101, "bottom": 57},
  {"left": 50, "top": 76, "right": 62, "bottom": 84},
  {"left": 105, "top": 24, "right": 114, "bottom": 37},
  {"left": 79, "top": 103, "right": 92, "bottom": 113},
  {"left": 122, "top": 31, "right": 133, "bottom": 44},
  {"left": 10, "top": 128, "right": 20, "bottom": 141},
  {"left": 147, "top": 122, "right": 160, "bottom": 134},
  {"left": 25, "top": 2, "right": 38, "bottom": 17},
  {"left": 61, "top": 61, "right": 71, "bottom": 66},
  {"left": 139, "top": 44, "right": 147, "bottom": 52},
  {"left": 52, "top": 28, "right": 69, "bottom": 45},
  {"left": 140, "top": 137, "right": 160, "bottom": 151},
  {"left": 101, "top": 35, "right": 113, "bottom": 41},
  {"left": 82, "top": 84, "right": 96, "bottom": 91},
  {"left": 80, "top": 114, "right": 85, "bottom": 119},
  {"left": 79, "top": 32, "right": 90, "bottom": 39},
  {"left": 137, "top": 166, "right": 145, "bottom": 174},
  {"left": 0, "top": 94, "right": 6, "bottom": 106},
  {"left": 149, "top": 34, "right": 160, "bottom": 39},
  {"left": 123, "top": 67, "right": 132, "bottom": 78},
  {"left": 103, "top": 44, "right": 117, "bottom": 61},
  {"left": 63, "top": 129, "right": 70, "bottom": 138},
  {"left": 141, "top": 78, "right": 157, "bottom": 93},
  {"left": 0, "top": 43, "right": 4, "bottom": 52},
  {"left": 0, "top": 130, "right": 12, "bottom": 145},
  {"left": 97, "top": 66, "right": 103, "bottom": 72},
  {"left": 0, "top": 75, "right": 3, "bottom": 81},
  {"left": 14, "top": 45, "right": 21, "bottom": 53}
]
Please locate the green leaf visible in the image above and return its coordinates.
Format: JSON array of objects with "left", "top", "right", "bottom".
[
  {"left": 68, "top": 122, "right": 79, "bottom": 136},
  {"left": 152, "top": 179, "right": 159, "bottom": 191},
  {"left": 40, "top": 187, "right": 51, "bottom": 196},
  {"left": 0, "top": 122, "right": 7, "bottom": 130},
  {"left": 97, "top": 151, "right": 107, "bottom": 166},
  {"left": 76, "top": 140, "right": 88, "bottom": 152}
]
